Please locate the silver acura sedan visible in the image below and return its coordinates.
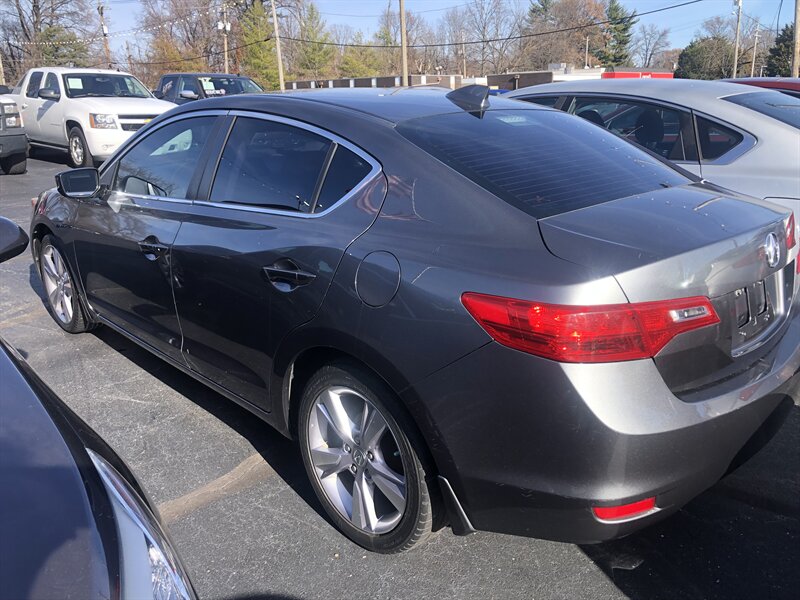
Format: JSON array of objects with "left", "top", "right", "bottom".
[{"left": 506, "top": 79, "right": 799, "bottom": 220}]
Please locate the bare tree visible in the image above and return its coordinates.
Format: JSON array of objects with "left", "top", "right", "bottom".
[
  {"left": 633, "top": 24, "right": 670, "bottom": 68},
  {"left": 464, "top": 0, "right": 520, "bottom": 75}
]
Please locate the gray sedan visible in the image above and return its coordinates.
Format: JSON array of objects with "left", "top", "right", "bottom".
[{"left": 506, "top": 79, "right": 799, "bottom": 218}]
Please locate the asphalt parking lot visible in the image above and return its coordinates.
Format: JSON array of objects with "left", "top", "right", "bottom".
[{"left": 1, "top": 155, "right": 799, "bottom": 600}]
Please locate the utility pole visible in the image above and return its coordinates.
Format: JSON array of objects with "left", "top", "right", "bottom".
[
  {"left": 750, "top": 23, "right": 759, "bottom": 77},
  {"left": 584, "top": 36, "right": 590, "bottom": 68},
  {"left": 732, "top": 0, "right": 743, "bottom": 78},
  {"left": 461, "top": 30, "right": 467, "bottom": 78},
  {"left": 399, "top": 0, "right": 409, "bottom": 86},
  {"left": 0, "top": 52, "right": 5, "bottom": 86},
  {"left": 218, "top": 2, "right": 231, "bottom": 74},
  {"left": 270, "top": 0, "right": 285, "bottom": 91},
  {"left": 97, "top": 3, "right": 112, "bottom": 68},
  {"left": 793, "top": 0, "right": 800, "bottom": 77}
]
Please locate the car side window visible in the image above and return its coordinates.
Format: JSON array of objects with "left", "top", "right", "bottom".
[
  {"left": 573, "top": 98, "right": 698, "bottom": 162},
  {"left": 695, "top": 116, "right": 743, "bottom": 161},
  {"left": 43, "top": 72, "right": 59, "bottom": 93},
  {"left": 179, "top": 77, "right": 200, "bottom": 95},
  {"left": 209, "top": 117, "right": 332, "bottom": 213},
  {"left": 113, "top": 117, "right": 217, "bottom": 199},
  {"left": 26, "top": 72, "right": 43, "bottom": 98},
  {"left": 519, "top": 96, "right": 559, "bottom": 108},
  {"left": 314, "top": 145, "right": 372, "bottom": 213},
  {"left": 160, "top": 76, "right": 178, "bottom": 101}
]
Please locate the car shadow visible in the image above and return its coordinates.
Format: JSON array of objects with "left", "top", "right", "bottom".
[
  {"left": 89, "top": 325, "right": 330, "bottom": 526},
  {"left": 580, "top": 401, "right": 800, "bottom": 600},
  {"left": 29, "top": 147, "right": 69, "bottom": 166}
]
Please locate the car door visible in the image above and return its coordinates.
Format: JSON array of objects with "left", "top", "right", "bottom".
[
  {"left": 19, "top": 70, "right": 44, "bottom": 141},
  {"left": 37, "top": 72, "right": 65, "bottom": 145},
  {"left": 170, "top": 113, "right": 385, "bottom": 410},
  {"left": 569, "top": 96, "right": 701, "bottom": 176},
  {"left": 71, "top": 113, "right": 223, "bottom": 361}
]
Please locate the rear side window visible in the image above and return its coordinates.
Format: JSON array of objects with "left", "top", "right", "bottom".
[
  {"left": 314, "top": 146, "right": 372, "bottom": 213},
  {"left": 160, "top": 76, "right": 178, "bottom": 101},
  {"left": 210, "top": 117, "right": 331, "bottom": 212},
  {"left": 722, "top": 91, "right": 800, "bottom": 129},
  {"left": 397, "top": 110, "right": 689, "bottom": 219},
  {"left": 572, "top": 98, "right": 698, "bottom": 162},
  {"left": 520, "top": 96, "right": 559, "bottom": 108},
  {"left": 114, "top": 116, "right": 216, "bottom": 198},
  {"left": 695, "top": 117, "right": 743, "bottom": 161},
  {"left": 26, "top": 72, "right": 43, "bottom": 97}
]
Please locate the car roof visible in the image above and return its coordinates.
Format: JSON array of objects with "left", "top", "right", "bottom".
[
  {"left": 177, "top": 86, "right": 545, "bottom": 124},
  {"left": 30, "top": 67, "right": 133, "bottom": 76},
  {"left": 723, "top": 77, "right": 800, "bottom": 91},
  {"left": 505, "top": 78, "right": 761, "bottom": 104},
  {"left": 161, "top": 73, "right": 252, "bottom": 78}
]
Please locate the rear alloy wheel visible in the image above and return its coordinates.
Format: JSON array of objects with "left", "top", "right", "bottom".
[
  {"left": 39, "top": 235, "right": 93, "bottom": 333},
  {"left": 299, "top": 362, "right": 436, "bottom": 553},
  {"left": 68, "top": 127, "right": 93, "bottom": 168}
]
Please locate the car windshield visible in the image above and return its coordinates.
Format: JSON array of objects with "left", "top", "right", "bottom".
[
  {"left": 197, "top": 76, "right": 262, "bottom": 96},
  {"left": 723, "top": 91, "right": 800, "bottom": 129},
  {"left": 396, "top": 109, "right": 689, "bottom": 219},
  {"left": 62, "top": 74, "right": 152, "bottom": 98}
]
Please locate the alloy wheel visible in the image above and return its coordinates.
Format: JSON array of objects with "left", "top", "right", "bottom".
[
  {"left": 41, "top": 245, "right": 74, "bottom": 324},
  {"left": 307, "top": 386, "right": 407, "bottom": 534},
  {"left": 70, "top": 135, "right": 84, "bottom": 166}
]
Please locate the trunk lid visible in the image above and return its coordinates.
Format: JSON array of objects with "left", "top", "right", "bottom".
[{"left": 539, "top": 184, "right": 796, "bottom": 396}]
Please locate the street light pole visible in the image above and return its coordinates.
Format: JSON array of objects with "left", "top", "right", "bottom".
[
  {"left": 399, "top": 0, "right": 409, "bottom": 86},
  {"left": 793, "top": 0, "right": 800, "bottom": 77},
  {"left": 270, "top": 0, "right": 285, "bottom": 91},
  {"left": 98, "top": 3, "right": 112, "bottom": 68},
  {"left": 732, "top": 0, "right": 743, "bottom": 78}
]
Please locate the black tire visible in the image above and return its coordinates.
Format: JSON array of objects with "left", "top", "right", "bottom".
[
  {"left": 298, "top": 361, "right": 438, "bottom": 553},
  {"left": 39, "top": 235, "right": 94, "bottom": 333},
  {"left": 67, "top": 126, "right": 93, "bottom": 168},
  {"left": 0, "top": 153, "right": 26, "bottom": 174}
]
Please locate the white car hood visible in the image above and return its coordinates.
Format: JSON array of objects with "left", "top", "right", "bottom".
[{"left": 73, "top": 96, "right": 174, "bottom": 115}]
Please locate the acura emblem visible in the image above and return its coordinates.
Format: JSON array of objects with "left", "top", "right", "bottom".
[{"left": 764, "top": 232, "right": 780, "bottom": 268}]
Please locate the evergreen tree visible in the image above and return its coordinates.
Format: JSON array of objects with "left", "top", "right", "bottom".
[
  {"left": 297, "top": 3, "right": 334, "bottom": 79},
  {"left": 675, "top": 36, "right": 734, "bottom": 79},
  {"left": 765, "top": 23, "right": 794, "bottom": 77},
  {"left": 527, "top": 0, "right": 557, "bottom": 27},
  {"left": 39, "top": 26, "right": 91, "bottom": 67},
  {"left": 593, "top": 0, "right": 638, "bottom": 66},
  {"left": 340, "top": 32, "right": 380, "bottom": 78},
  {"left": 239, "top": 0, "right": 280, "bottom": 90}
]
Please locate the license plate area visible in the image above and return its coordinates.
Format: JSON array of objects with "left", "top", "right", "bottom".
[{"left": 730, "top": 266, "right": 793, "bottom": 357}]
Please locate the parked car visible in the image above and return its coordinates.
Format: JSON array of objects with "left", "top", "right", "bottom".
[
  {"left": 30, "top": 86, "right": 799, "bottom": 553},
  {"left": 723, "top": 77, "right": 800, "bottom": 99},
  {"left": 0, "top": 95, "right": 26, "bottom": 174},
  {"left": 505, "top": 79, "right": 799, "bottom": 222},
  {"left": 0, "top": 216, "right": 195, "bottom": 599},
  {"left": 9, "top": 67, "right": 173, "bottom": 167},
  {"left": 154, "top": 73, "right": 263, "bottom": 105}
]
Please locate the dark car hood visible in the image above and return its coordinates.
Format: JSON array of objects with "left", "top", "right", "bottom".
[{"left": 0, "top": 339, "right": 112, "bottom": 599}]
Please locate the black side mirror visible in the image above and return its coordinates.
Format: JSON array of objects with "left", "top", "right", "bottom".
[
  {"left": 55, "top": 168, "right": 100, "bottom": 199},
  {"left": 153, "top": 89, "right": 164, "bottom": 99},
  {"left": 0, "top": 217, "right": 29, "bottom": 263},
  {"left": 38, "top": 88, "right": 60, "bottom": 101},
  {"left": 179, "top": 90, "right": 199, "bottom": 101}
]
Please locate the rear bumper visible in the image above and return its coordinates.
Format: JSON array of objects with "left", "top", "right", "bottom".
[
  {"left": 0, "top": 132, "right": 27, "bottom": 157},
  {"left": 407, "top": 304, "right": 799, "bottom": 543}
]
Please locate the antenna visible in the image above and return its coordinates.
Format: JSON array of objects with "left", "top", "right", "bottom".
[{"left": 446, "top": 85, "right": 490, "bottom": 116}]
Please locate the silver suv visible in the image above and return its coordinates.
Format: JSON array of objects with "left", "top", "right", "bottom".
[{"left": 10, "top": 68, "right": 173, "bottom": 167}]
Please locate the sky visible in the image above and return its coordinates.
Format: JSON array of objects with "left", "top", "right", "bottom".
[{"left": 103, "top": 0, "right": 795, "bottom": 57}]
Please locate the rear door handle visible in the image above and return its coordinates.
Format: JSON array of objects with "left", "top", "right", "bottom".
[
  {"left": 138, "top": 237, "right": 169, "bottom": 260},
  {"left": 263, "top": 260, "right": 316, "bottom": 291}
]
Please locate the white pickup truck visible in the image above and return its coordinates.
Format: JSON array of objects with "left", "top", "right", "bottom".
[{"left": 10, "top": 68, "right": 174, "bottom": 167}]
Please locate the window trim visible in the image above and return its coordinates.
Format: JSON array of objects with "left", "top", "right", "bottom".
[
  {"left": 101, "top": 110, "right": 229, "bottom": 205},
  {"left": 197, "top": 110, "right": 382, "bottom": 220}
]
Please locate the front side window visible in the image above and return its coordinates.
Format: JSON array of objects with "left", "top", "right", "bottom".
[
  {"left": 695, "top": 116, "right": 744, "bottom": 161},
  {"left": 197, "top": 76, "right": 263, "bottom": 96},
  {"left": 178, "top": 77, "right": 200, "bottom": 95},
  {"left": 210, "top": 117, "right": 332, "bottom": 212},
  {"left": 43, "top": 72, "right": 59, "bottom": 93},
  {"left": 62, "top": 73, "right": 150, "bottom": 98},
  {"left": 113, "top": 117, "right": 216, "bottom": 198},
  {"left": 573, "top": 98, "right": 697, "bottom": 162},
  {"left": 26, "top": 72, "right": 43, "bottom": 98}
]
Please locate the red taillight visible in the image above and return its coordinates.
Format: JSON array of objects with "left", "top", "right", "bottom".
[
  {"left": 786, "top": 213, "right": 796, "bottom": 250},
  {"left": 461, "top": 292, "right": 720, "bottom": 363},
  {"left": 592, "top": 497, "right": 656, "bottom": 521}
]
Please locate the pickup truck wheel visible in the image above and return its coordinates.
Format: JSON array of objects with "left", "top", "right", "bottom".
[
  {"left": 0, "top": 153, "right": 26, "bottom": 175},
  {"left": 68, "top": 127, "right": 93, "bottom": 168}
]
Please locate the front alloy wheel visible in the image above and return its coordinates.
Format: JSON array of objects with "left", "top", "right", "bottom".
[
  {"left": 39, "top": 235, "right": 93, "bottom": 333},
  {"left": 299, "top": 362, "right": 436, "bottom": 553}
]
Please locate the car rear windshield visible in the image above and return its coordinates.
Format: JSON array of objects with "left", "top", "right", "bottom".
[
  {"left": 722, "top": 91, "right": 800, "bottom": 129},
  {"left": 396, "top": 109, "right": 689, "bottom": 219}
]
